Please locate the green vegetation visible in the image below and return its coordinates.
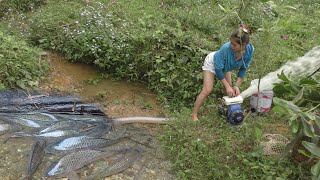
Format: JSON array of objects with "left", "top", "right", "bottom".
[
  {"left": 0, "top": 30, "right": 48, "bottom": 89},
  {"left": 273, "top": 73, "right": 320, "bottom": 179},
  {"left": 0, "top": 0, "right": 46, "bottom": 18},
  {"left": 0, "top": 0, "right": 319, "bottom": 179},
  {"left": 161, "top": 109, "right": 311, "bottom": 179},
  {"left": 2, "top": 0, "right": 319, "bottom": 108}
]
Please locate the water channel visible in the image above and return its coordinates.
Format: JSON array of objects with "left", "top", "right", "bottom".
[{"left": 0, "top": 52, "right": 174, "bottom": 180}]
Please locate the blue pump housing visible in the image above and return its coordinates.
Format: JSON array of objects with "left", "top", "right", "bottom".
[{"left": 226, "top": 104, "right": 244, "bottom": 125}]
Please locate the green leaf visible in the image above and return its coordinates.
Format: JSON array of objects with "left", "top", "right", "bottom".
[
  {"left": 298, "top": 149, "right": 312, "bottom": 157},
  {"left": 289, "top": 82, "right": 300, "bottom": 93},
  {"left": 301, "top": 117, "right": 315, "bottom": 137},
  {"left": 302, "top": 141, "right": 320, "bottom": 157},
  {"left": 300, "top": 79, "right": 319, "bottom": 85},
  {"left": 287, "top": 101, "right": 302, "bottom": 113},
  {"left": 272, "top": 106, "right": 288, "bottom": 114},
  {"left": 290, "top": 118, "right": 299, "bottom": 134},
  {"left": 273, "top": 97, "right": 288, "bottom": 108},
  {"left": 292, "top": 87, "right": 304, "bottom": 104},
  {"left": 273, "top": 85, "right": 289, "bottom": 95},
  {"left": 311, "top": 160, "right": 320, "bottom": 177},
  {"left": 218, "top": 4, "right": 228, "bottom": 13},
  {"left": 160, "top": 78, "right": 167, "bottom": 82},
  {"left": 305, "top": 112, "right": 316, "bottom": 121},
  {"left": 277, "top": 71, "right": 289, "bottom": 82},
  {"left": 274, "top": 97, "right": 301, "bottom": 113}
]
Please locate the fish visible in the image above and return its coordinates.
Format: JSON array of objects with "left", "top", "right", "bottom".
[
  {"left": 0, "top": 123, "right": 22, "bottom": 135},
  {"left": 11, "top": 130, "right": 81, "bottom": 143},
  {"left": 13, "top": 130, "right": 79, "bottom": 138},
  {"left": 85, "top": 147, "right": 143, "bottom": 180},
  {"left": 0, "top": 112, "right": 58, "bottom": 128},
  {"left": 44, "top": 149, "right": 116, "bottom": 179},
  {"left": 84, "top": 121, "right": 112, "bottom": 138},
  {"left": 0, "top": 115, "right": 42, "bottom": 128},
  {"left": 39, "top": 120, "right": 78, "bottom": 133},
  {"left": 23, "top": 140, "right": 46, "bottom": 180},
  {"left": 46, "top": 136, "right": 128, "bottom": 154},
  {"left": 8, "top": 112, "right": 59, "bottom": 122},
  {"left": 40, "top": 119, "right": 106, "bottom": 134},
  {"left": 0, "top": 124, "right": 10, "bottom": 134}
]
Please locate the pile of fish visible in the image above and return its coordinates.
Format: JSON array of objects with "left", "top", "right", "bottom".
[{"left": 0, "top": 111, "right": 143, "bottom": 179}]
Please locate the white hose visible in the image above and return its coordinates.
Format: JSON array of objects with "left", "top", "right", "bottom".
[{"left": 111, "top": 117, "right": 172, "bottom": 124}]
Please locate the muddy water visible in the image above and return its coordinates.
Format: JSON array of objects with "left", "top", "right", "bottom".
[
  {"left": 41, "top": 53, "right": 163, "bottom": 118},
  {"left": 0, "top": 53, "right": 174, "bottom": 180}
]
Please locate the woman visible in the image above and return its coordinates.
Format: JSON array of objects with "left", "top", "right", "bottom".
[{"left": 191, "top": 25, "right": 254, "bottom": 121}]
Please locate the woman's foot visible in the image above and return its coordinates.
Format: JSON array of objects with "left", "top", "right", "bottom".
[{"left": 191, "top": 114, "right": 199, "bottom": 121}]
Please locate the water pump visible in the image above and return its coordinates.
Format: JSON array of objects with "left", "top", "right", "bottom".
[{"left": 218, "top": 96, "right": 244, "bottom": 125}]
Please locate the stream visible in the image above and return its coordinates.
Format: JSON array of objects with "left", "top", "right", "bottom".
[{"left": 0, "top": 52, "right": 174, "bottom": 180}]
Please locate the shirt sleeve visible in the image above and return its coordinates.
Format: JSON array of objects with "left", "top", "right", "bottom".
[
  {"left": 237, "top": 45, "right": 254, "bottom": 79},
  {"left": 214, "top": 43, "right": 229, "bottom": 80}
]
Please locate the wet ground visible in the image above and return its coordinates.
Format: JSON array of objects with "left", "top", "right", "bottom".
[{"left": 0, "top": 52, "right": 174, "bottom": 180}]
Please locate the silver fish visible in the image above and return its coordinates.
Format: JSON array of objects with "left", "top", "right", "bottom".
[
  {"left": 0, "top": 123, "right": 10, "bottom": 131},
  {"left": 40, "top": 120, "right": 103, "bottom": 134},
  {"left": 0, "top": 123, "right": 22, "bottom": 135},
  {"left": 44, "top": 149, "right": 115, "bottom": 179},
  {"left": 39, "top": 121, "right": 78, "bottom": 133},
  {"left": 16, "top": 112, "right": 59, "bottom": 122},
  {"left": 85, "top": 121, "right": 112, "bottom": 138},
  {"left": 0, "top": 115, "right": 42, "bottom": 128},
  {"left": 85, "top": 147, "right": 143, "bottom": 180},
  {"left": 23, "top": 140, "right": 46, "bottom": 180},
  {"left": 11, "top": 130, "right": 81, "bottom": 143},
  {"left": 46, "top": 136, "right": 127, "bottom": 154},
  {"left": 0, "top": 112, "right": 58, "bottom": 128}
]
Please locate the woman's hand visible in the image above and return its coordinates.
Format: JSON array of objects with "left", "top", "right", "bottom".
[
  {"left": 226, "top": 86, "right": 235, "bottom": 97},
  {"left": 233, "top": 86, "right": 240, "bottom": 96}
]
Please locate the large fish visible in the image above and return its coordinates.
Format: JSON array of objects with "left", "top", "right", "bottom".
[
  {"left": 39, "top": 120, "right": 107, "bottom": 134},
  {"left": 0, "top": 123, "right": 22, "bottom": 135},
  {"left": 84, "top": 121, "right": 112, "bottom": 138},
  {"left": 0, "top": 112, "right": 59, "bottom": 128},
  {"left": 7, "top": 112, "right": 59, "bottom": 122},
  {"left": 11, "top": 130, "right": 81, "bottom": 143},
  {"left": 46, "top": 136, "right": 128, "bottom": 154},
  {"left": 39, "top": 120, "right": 79, "bottom": 133},
  {"left": 85, "top": 147, "right": 143, "bottom": 180},
  {"left": 23, "top": 140, "right": 46, "bottom": 180},
  {"left": 44, "top": 149, "right": 116, "bottom": 179}
]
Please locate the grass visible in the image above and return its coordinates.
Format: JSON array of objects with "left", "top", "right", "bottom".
[{"left": 160, "top": 109, "right": 311, "bottom": 179}]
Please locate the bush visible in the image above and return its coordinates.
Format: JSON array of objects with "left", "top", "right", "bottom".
[
  {"left": 0, "top": 0, "right": 46, "bottom": 18},
  {"left": 0, "top": 30, "right": 48, "bottom": 89},
  {"left": 24, "top": 0, "right": 320, "bottom": 109},
  {"left": 27, "top": 1, "right": 213, "bottom": 108}
]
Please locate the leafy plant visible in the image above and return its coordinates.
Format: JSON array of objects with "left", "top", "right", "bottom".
[
  {"left": 273, "top": 72, "right": 320, "bottom": 179},
  {"left": 0, "top": 30, "right": 48, "bottom": 89}
]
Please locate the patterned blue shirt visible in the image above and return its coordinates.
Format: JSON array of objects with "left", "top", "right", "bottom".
[{"left": 213, "top": 41, "right": 254, "bottom": 80}]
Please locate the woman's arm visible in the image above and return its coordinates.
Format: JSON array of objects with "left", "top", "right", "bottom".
[
  {"left": 233, "top": 77, "right": 243, "bottom": 96},
  {"left": 235, "top": 77, "right": 243, "bottom": 87},
  {"left": 221, "top": 78, "right": 235, "bottom": 97}
]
